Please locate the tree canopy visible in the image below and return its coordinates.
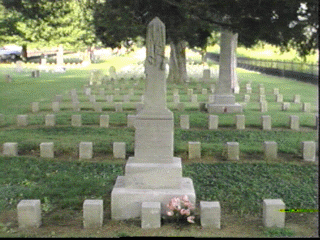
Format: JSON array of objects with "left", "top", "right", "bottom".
[
  {"left": 1, "top": 0, "right": 318, "bottom": 57},
  {"left": 93, "top": 0, "right": 318, "bottom": 57},
  {"left": 0, "top": 0, "right": 96, "bottom": 49}
]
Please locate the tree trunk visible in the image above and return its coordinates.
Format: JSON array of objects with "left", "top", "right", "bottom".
[{"left": 167, "top": 40, "right": 188, "bottom": 83}]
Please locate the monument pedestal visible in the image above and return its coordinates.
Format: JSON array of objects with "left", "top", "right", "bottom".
[
  {"left": 207, "top": 94, "right": 243, "bottom": 113},
  {"left": 111, "top": 176, "right": 195, "bottom": 220}
]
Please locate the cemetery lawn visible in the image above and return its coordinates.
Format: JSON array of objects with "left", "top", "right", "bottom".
[
  {"left": 0, "top": 156, "right": 318, "bottom": 237},
  {"left": 0, "top": 50, "right": 318, "bottom": 237}
]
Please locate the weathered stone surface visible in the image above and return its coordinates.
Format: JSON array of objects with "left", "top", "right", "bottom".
[
  {"left": 263, "top": 199, "right": 285, "bottom": 228},
  {"left": 17, "top": 200, "right": 41, "bottom": 228},
  {"left": 79, "top": 142, "right": 93, "bottom": 159},
  {"left": 3, "top": 142, "right": 18, "bottom": 156},
  {"left": 208, "top": 115, "right": 219, "bottom": 130},
  {"left": 263, "top": 141, "right": 277, "bottom": 160},
  {"left": 113, "top": 142, "right": 126, "bottom": 159},
  {"left": 141, "top": 202, "right": 161, "bottom": 229},
  {"left": 40, "top": 142, "right": 54, "bottom": 158},
  {"left": 83, "top": 200, "right": 103, "bottom": 229},
  {"left": 188, "top": 142, "right": 201, "bottom": 159},
  {"left": 301, "top": 141, "right": 316, "bottom": 161},
  {"left": 200, "top": 201, "right": 221, "bottom": 229}
]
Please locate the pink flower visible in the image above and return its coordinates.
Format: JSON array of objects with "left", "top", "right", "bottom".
[
  {"left": 181, "top": 195, "right": 189, "bottom": 202},
  {"left": 187, "top": 216, "right": 195, "bottom": 223},
  {"left": 185, "top": 203, "right": 195, "bottom": 211},
  {"left": 166, "top": 210, "right": 174, "bottom": 216},
  {"left": 180, "top": 209, "right": 191, "bottom": 216}
]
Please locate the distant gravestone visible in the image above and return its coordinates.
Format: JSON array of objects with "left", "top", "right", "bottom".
[
  {"left": 57, "top": 44, "right": 64, "bottom": 66},
  {"left": 109, "top": 66, "right": 116, "bottom": 78}
]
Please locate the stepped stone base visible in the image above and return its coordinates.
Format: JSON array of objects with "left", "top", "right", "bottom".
[{"left": 111, "top": 177, "right": 196, "bottom": 220}]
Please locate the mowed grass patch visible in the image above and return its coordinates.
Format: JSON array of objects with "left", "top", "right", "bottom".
[
  {"left": 183, "top": 162, "right": 318, "bottom": 216},
  {"left": 0, "top": 157, "right": 317, "bottom": 218}
]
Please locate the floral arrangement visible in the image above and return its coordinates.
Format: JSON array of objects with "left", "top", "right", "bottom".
[{"left": 166, "top": 195, "right": 195, "bottom": 224}]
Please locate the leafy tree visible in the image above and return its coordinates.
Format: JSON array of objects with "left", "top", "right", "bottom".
[{"left": 0, "top": 0, "right": 96, "bottom": 51}]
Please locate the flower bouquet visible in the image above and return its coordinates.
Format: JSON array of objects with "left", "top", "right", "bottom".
[{"left": 165, "top": 195, "right": 195, "bottom": 224}]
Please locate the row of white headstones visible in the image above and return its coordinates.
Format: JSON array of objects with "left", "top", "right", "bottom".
[{"left": 16, "top": 198, "right": 288, "bottom": 230}]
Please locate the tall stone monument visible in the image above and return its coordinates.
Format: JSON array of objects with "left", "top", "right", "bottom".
[
  {"left": 111, "top": 17, "right": 196, "bottom": 220},
  {"left": 207, "top": 28, "right": 242, "bottom": 113}
]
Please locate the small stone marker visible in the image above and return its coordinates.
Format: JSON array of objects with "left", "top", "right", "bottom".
[
  {"left": 100, "top": 115, "right": 109, "bottom": 128},
  {"left": 289, "top": 115, "right": 299, "bottom": 130},
  {"left": 72, "top": 101, "right": 80, "bottom": 112},
  {"left": 191, "top": 94, "right": 198, "bottom": 103},
  {"left": 262, "top": 199, "right": 285, "bottom": 228},
  {"left": 141, "top": 202, "right": 161, "bottom": 229},
  {"left": 84, "top": 88, "right": 91, "bottom": 96},
  {"left": 208, "top": 94, "right": 215, "bottom": 103},
  {"left": 301, "top": 141, "right": 316, "bottom": 161},
  {"left": 40, "top": 142, "right": 54, "bottom": 158},
  {"left": 113, "top": 142, "right": 126, "bottom": 159},
  {"left": 115, "top": 103, "right": 123, "bottom": 112},
  {"left": 273, "top": 88, "right": 279, "bottom": 95},
  {"left": 282, "top": 102, "right": 290, "bottom": 111},
  {"left": 259, "top": 94, "right": 266, "bottom": 102},
  {"left": 276, "top": 94, "right": 283, "bottom": 102},
  {"left": 106, "top": 95, "right": 114, "bottom": 103},
  {"left": 94, "top": 102, "right": 102, "bottom": 112},
  {"left": 244, "top": 94, "right": 250, "bottom": 103},
  {"left": 208, "top": 115, "right": 219, "bottom": 130},
  {"left": 260, "top": 101, "right": 268, "bottom": 112},
  {"left": 202, "top": 88, "right": 208, "bottom": 95},
  {"left": 188, "top": 141, "right": 201, "bottom": 159},
  {"left": 3, "top": 142, "right": 18, "bottom": 156},
  {"left": 263, "top": 141, "right": 277, "bottom": 160},
  {"left": 31, "top": 102, "right": 39, "bottom": 113},
  {"left": 17, "top": 200, "right": 41, "bottom": 229},
  {"left": 293, "top": 94, "right": 300, "bottom": 103},
  {"left": 224, "top": 142, "right": 239, "bottom": 161},
  {"left": 45, "top": 114, "right": 55, "bottom": 126},
  {"left": 83, "top": 199, "right": 103, "bottom": 229},
  {"left": 259, "top": 86, "right": 265, "bottom": 95},
  {"left": 200, "top": 201, "right": 221, "bottom": 229},
  {"left": 235, "top": 115, "right": 245, "bottom": 130},
  {"left": 89, "top": 95, "right": 96, "bottom": 103},
  {"left": 202, "top": 69, "right": 211, "bottom": 82},
  {"left": 127, "top": 115, "right": 136, "bottom": 128},
  {"left": 72, "top": 115, "right": 82, "bottom": 127},
  {"left": 17, "top": 115, "right": 28, "bottom": 126},
  {"left": 261, "top": 115, "right": 271, "bottom": 130},
  {"left": 55, "top": 95, "right": 63, "bottom": 102},
  {"left": 52, "top": 102, "right": 60, "bottom": 112},
  {"left": 79, "top": 142, "right": 93, "bottom": 159},
  {"left": 173, "top": 94, "right": 180, "bottom": 104},
  {"left": 180, "top": 115, "right": 190, "bottom": 129},
  {"left": 302, "top": 102, "right": 311, "bottom": 112}
]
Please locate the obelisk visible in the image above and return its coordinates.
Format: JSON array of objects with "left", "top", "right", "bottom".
[
  {"left": 111, "top": 17, "right": 195, "bottom": 220},
  {"left": 207, "top": 28, "right": 242, "bottom": 113}
]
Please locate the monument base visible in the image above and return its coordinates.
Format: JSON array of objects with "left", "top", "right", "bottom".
[
  {"left": 111, "top": 176, "right": 196, "bottom": 220},
  {"left": 207, "top": 103, "right": 243, "bottom": 113}
]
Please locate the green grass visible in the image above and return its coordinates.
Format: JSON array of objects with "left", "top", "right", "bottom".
[{"left": 0, "top": 157, "right": 317, "bottom": 217}]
